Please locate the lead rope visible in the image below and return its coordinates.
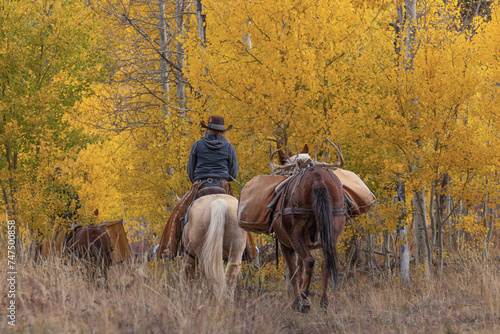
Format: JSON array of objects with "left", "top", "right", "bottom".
[
  {"left": 275, "top": 237, "right": 279, "bottom": 270},
  {"left": 229, "top": 175, "right": 243, "bottom": 188}
]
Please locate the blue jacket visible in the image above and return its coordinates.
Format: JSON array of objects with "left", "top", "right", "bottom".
[{"left": 187, "top": 134, "right": 238, "bottom": 183}]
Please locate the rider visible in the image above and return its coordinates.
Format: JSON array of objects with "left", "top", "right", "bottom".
[
  {"left": 157, "top": 115, "right": 256, "bottom": 260},
  {"left": 187, "top": 115, "right": 238, "bottom": 194}
]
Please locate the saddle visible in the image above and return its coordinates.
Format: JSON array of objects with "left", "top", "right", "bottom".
[{"left": 196, "top": 186, "right": 227, "bottom": 199}]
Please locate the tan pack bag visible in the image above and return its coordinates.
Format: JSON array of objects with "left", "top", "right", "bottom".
[
  {"left": 333, "top": 169, "right": 376, "bottom": 216},
  {"left": 99, "top": 219, "right": 132, "bottom": 263},
  {"left": 238, "top": 175, "right": 288, "bottom": 233}
]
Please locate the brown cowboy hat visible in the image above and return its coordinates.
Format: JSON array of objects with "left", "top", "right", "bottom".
[{"left": 200, "top": 115, "right": 233, "bottom": 132}]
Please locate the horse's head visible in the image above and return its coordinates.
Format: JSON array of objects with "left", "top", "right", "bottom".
[
  {"left": 270, "top": 139, "right": 344, "bottom": 174},
  {"left": 287, "top": 144, "right": 313, "bottom": 168}
]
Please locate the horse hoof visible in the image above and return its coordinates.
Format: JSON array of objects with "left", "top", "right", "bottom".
[
  {"left": 292, "top": 296, "right": 311, "bottom": 313},
  {"left": 301, "top": 302, "right": 311, "bottom": 313}
]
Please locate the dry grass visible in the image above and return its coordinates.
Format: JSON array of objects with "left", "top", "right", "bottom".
[{"left": 2, "top": 251, "right": 500, "bottom": 334}]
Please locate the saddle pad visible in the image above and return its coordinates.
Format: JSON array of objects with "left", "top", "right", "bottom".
[
  {"left": 333, "top": 169, "right": 376, "bottom": 216},
  {"left": 238, "top": 175, "right": 288, "bottom": 233}
]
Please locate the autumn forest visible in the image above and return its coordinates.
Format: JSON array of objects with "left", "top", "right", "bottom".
[{"left": 2, "top": 0, "right": 500, "bottom": 332}]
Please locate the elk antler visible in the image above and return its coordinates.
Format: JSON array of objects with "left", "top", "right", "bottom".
[
  {"left": 270, "top": 148, "right": 297, "bottom": 174},
  {"left": 313, "top": 138, "right": 344, "bottom": 168},
  {"left": 313, "top": 140, "right": 320, "bottom": 166}
]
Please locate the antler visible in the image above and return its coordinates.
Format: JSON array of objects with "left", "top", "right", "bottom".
[
  {"left": 269, "top": 144, "right": 279, "bottom": 173},
  {"left": 270, "top": 147, "right": 296, "bottom": 174},
  {"left": 313, "top": 140, "right": 319, "bottom": 166},
  {"left": 313, "top": 138, "right": 344, "bottom": 168}
]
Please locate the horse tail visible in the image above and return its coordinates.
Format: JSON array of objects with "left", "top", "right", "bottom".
[
  {"left": 312, "top": 180, "right": 338, "bottom": 290},
  {"left": 200, "top": 198, "right": 227, "bottom": 296}
]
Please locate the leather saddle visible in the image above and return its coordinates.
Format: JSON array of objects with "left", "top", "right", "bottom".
[{"left": 196, "top": 186, "right": 227, "bottom": 199}]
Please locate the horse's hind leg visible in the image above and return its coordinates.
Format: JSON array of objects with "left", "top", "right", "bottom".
[
  {"left": 183, "top": 254, "right": 196, "bottom": 280},
  {"left": 281, "top": 243, "right": 309, "bottom": 313},
  {"left": 291, "top": 237, "right": 315, "bottom": 296},
  {"left": 226, "top": 260, "right": 241, "bottom": 301},
  {"left": 226, "top": 245, "right": 245, "bottom": 301},
  {"left": 289, "top": 233, "right": 317, "bottom": 312}
]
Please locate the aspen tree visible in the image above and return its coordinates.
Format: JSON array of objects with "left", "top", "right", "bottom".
[{"left": 0, "top": 0, "right": 110, "bottom": 249}]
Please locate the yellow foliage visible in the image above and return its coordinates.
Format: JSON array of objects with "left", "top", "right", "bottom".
[{"left": 4, "top": 0, "right": 500, "bottom": 266}]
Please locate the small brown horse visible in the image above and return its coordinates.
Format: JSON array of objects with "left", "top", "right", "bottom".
[
  {"left": 270, "top": 140, "right": 346, "bottom": 312},
  {"left": 182, "top": 194, "right": 247, "bottom": 301},
  {"left": 66, "top": 225, "right": 113, "bottom": 284}
]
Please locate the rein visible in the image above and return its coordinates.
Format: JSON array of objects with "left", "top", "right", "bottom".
[{"left": 229, "top": 175, "right": 243, "bottom": 188}]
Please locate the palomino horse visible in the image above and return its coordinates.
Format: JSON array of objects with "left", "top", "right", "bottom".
[
  {"left": 270, "top": 139, "right": 346, "bottom": 312},
  {"left": 182, "top": 193, "right": 247, "bottom": 300},
  {"left": 65, "top": 225, "right": 113, "bottom": 284}
]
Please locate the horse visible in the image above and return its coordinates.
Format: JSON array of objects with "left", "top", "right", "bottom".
[
  {"left": 182, "top": 193, "right": 247, "bottom": 301},
  {"left": 66, "top": 225, "right": 113, "bottom": 285},
  {"left": 34, "top": 209, "right": 101, "bottom": 262},
  {"left": 269, "top": 139, "right": 346, "bottom": 312}
]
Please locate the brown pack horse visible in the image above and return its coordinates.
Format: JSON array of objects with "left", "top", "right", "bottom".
[
  {"left": 65, "top": 225, "right": 113, "bottom": 284},
  {"left": 182, "top": 193, "right": 247, "bottom": 301},
  {"left": 270, "top": 140, "right": 346, "bottom": 312}
]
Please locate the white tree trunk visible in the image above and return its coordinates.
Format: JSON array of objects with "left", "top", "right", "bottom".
[
  {"left": 159, "top": 0, "right": 170, "bottom": 115},
  {"left": 413, "top": 189, "right": 430, "bottom": 277},
  {"left": 195, "top": 0, "right": 206, "bottom": 42},
  {"left": 175, "top": 0, "right": 186, "bottom": 112},
  {"left": 397, "top": 180, "right": 410, "bottom": 284}
]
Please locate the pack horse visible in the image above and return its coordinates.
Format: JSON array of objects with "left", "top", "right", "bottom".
[
  {"left": 240, "top": 139, "right": 349, "bottom": 313},
  {"left": 66, "top": 225, "right": 114, "bottom": 283}
]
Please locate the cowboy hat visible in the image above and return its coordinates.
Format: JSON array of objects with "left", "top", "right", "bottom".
[{"left": 200, "top": 115, "right": 233, "bottom": 132}]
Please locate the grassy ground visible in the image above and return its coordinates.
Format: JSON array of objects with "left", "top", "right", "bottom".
[{"left": 2, "top": 250, "right": 499, "bottom": 334}]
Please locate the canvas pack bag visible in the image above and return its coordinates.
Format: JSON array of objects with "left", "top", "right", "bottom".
[
  {"left": 333, "top": 168, "right": 376, "bottom": 217},
  {"left": 238, "top": 175, "right": 288, "bottom": 233}
]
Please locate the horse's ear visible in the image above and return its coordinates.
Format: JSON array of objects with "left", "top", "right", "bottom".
[
  {"left": 175, "top": 194, "right": 181, "bottom": 203},
  {"left": 277, "top": 149, "right": 288, "bottom": 165},
  {"left": 301, "top": 144, "right": 309, "bottom": 154},
  {"left": 93, "top": 209, "right": 99, "bottom": 217}
]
